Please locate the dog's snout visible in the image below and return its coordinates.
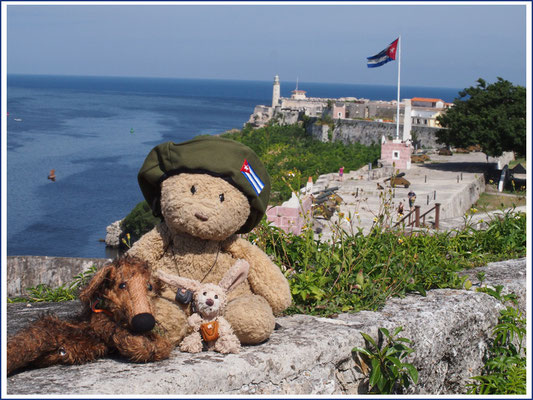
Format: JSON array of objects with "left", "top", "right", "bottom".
[
  {"left": 206, "top": 298, "right": 214, "bottom": 307},
  {"left": 131, "top": 313, "right": 155, "bottom": 333}
]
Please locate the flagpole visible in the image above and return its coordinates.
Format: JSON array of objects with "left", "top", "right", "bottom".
[{"left": 396, "top": 35, "right": 401, "bottom": 140}]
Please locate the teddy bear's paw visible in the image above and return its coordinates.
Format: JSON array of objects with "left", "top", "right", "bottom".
[
  {"left": 179, "top": 333, "right": 203, "bottom": 353},
  {"left": 214, "top": 334, "right": 241, "bottom": 354},
  {"left": 180, "top": 343, "right": 202, "bottom": 353}
]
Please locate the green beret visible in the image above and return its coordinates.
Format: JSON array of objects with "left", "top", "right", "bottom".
[{"left": 138, "top": 136, "right": 271, "bottom": 234}]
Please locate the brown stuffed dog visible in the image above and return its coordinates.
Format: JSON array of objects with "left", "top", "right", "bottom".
[
  {"left": 127, "top": 136, "right": 292, "bottom": 347},
  {"left": 7, "top": 257, "right": 172, "bottom": 375}
]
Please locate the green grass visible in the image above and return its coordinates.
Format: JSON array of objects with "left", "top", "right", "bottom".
[
  {"left": 474, "top": 192, "right": 526, "bottom": 212},
  {"left": 8, "top": 265, "right": 98, "bottom": 303}
]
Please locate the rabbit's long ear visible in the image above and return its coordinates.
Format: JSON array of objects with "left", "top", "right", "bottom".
[
  {"left": 79, "top": 263, "right": 114, "bottom": 305},
  {"left": 156, "top": 270, "right": 200, "bottom": 292},
  {"left": 219, "top": 259, "right": 249, "bottom": 293}
]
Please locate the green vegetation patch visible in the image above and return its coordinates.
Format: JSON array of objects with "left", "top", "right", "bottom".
[
  {"left": 222, "top": 124, "right": 380, "bottom": 204},
  {"left": 474, "top": 192, "right": 525, "bottom": 212},
  {"left": 468, "top": 283, "right": 526, "bottom": 394},
  {"left": 121, "top": 200, "right": 161, "bottom": 243},
  {"left": 9, "top": 266, "right": 98, "bottom": 303},
  {"left": 247, "top": 209, "right": 526, "bottom": 316}
]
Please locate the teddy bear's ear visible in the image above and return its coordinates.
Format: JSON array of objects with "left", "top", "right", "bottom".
[
  {"left": 219, "top": 259, "right": 250, "bottom": 293},
  {"left": 156, "top": 270, "right": 200, "bottom": 292}
]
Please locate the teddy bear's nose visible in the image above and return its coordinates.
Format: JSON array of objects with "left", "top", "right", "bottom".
[
  {"left": 206, "top": 298, "right": 214, "bottom": 306},
  {"left": 195, "top": 212, "right": 209, "bottom": 221}
]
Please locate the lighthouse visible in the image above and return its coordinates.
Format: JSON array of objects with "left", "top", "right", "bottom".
[{"left": 272, "top": 75, "right": 280, "bottom": 107}]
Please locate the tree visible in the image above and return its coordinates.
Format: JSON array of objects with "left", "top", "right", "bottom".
[{"left": 436, "top": 78, "right": 526, "bottom": 157}]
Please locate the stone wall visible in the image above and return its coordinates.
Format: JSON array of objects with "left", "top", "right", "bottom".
[
  {"left": 307, "top": 118, "right": 441, "bottom": 148},
  {"left": 6, "top": 258, "right": 526, "bottom": 395},
  {"left": 7, "top": 256, "right": 112, "bottom": 298},
  {"left": 438, "top": 173, "right": 486, "bottom": 219}
]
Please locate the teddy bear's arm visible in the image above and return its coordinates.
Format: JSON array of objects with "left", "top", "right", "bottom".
[
  {"left": 187, "top": 313, "right": 203, "bottom": 331},
  {"left": 223, "top": 236, "right": 292, "bottom": 314},
  {"left": 126, "top": 222, "right": 169, "bottom": 265}
]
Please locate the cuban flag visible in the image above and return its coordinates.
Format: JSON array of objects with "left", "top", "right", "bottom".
[
  {"left": 367, "top": 38, "right": 399, "bottom": 68},
  {"left": 240, "top": 159, "right": 264, "bottom": 195}
]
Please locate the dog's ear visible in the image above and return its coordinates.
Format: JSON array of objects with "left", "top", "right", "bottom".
[
  {"left": 156, "top": 270, "right": 200, "bottom": 292},
  {"left": 79, "top": 263, "right": 114, "bottom": 304},
  {"left": 219, "top": 259, "right": 249, "bottom": 293}
]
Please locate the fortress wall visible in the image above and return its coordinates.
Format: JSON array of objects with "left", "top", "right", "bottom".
[{"left": 306, "top": 118, "right": 441, "bottom": 148}]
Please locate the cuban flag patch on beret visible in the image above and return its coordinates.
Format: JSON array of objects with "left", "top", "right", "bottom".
[{"left": 240, "top": 159, "right": 264, "bottom": 195}]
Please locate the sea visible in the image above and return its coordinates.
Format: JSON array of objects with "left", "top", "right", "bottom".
[{"left": 5, "top": 74, "right": 461, "bottom": 258}]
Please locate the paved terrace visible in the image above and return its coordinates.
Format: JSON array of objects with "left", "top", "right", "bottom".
[{"left": 310, "top": 152, "right": 520, "bottom": 240}]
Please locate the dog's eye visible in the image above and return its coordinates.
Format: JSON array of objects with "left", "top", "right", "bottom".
[
  {"left": 119, "top": 282, "right": 126, "bottom": 289},
  {"left": 214, "top": 295, "right": 218, "bottom": 299},
  {"left": 190, "top": 185, "right": 196, "bottom": 194},
  {"left": 147, "top": 283, "right": 153, "bottom": 291},
  {"left": 219, "top": 193, "right": 225, "bottom": 202},
  {"left": 203, "top": 291, "right": 207, "bottom": 296}
]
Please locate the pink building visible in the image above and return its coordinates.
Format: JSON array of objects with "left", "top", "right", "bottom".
[
  {"left": 332, "top": 103, "right": 346, "bottom": 119},
  {"left": 265, "top": 195, "right": 313, "bottom": 235},
  {"left": 380, "top": 139, "right": 413, "bottom": 170}
]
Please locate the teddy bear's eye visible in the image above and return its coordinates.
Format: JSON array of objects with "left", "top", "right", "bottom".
[
  {"left": 203, "top": 291, "right": 207, "bottom": 296},
  {"left": 219, "top": 193, "right": 225, "bottom": 202},
  {"left": 147, "top": 283, "right": 153, "bottom": 291},
  {"left": 190, "top": 185, "right": 197, "bottom": 194},
  {"left": 214, "top": 295, "right": 218, "bottom": 299},
  {"left": 119, "top": 282, "right": 127, "bottom": 289}
]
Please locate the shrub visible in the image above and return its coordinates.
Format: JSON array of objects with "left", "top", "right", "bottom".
[
  {"left": 120, "top": 200, "right": 161, "bottom": 242},
  {"left": 467, "top": 285, "right": 526, "bottom": 394},
  {"left": 352, "top": 327, "right": 418, "bottom": 394}
]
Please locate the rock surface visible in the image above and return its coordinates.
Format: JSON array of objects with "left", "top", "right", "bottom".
[
  {"left": 104, "top": 219, "right": 123, "bottom": 247},
  {"left": 5, "top": 258, "right": 525, "bottom": 395}
]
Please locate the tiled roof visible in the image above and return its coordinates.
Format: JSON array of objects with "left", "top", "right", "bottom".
[{"left": 411, "top": 97, "right": 444, "bottom": 103}]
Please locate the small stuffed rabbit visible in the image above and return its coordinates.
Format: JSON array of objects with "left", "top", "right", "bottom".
[{"left": 157, "top": 260, "right": 249, "bottom": 354}]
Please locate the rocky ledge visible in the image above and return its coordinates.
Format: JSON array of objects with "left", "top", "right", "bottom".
[{"left": 6, "top": 258, "right": 526, "bottom": 395}]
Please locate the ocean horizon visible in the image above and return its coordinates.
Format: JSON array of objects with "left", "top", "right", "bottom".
[
  {"left": 8, "top": 73, "right": 463, "bottom": 103},
  {"left": 6, "top": 74, "right": 462, "bottom": 258}
]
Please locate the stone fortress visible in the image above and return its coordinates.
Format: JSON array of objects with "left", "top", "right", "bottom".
[{"left": 247, "top": 75, "right": 453, "bottom": 151}]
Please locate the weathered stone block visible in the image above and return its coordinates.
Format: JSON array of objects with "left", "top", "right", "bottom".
[{"left": 7, "top": 256, "right": 112, "bottom": 298}]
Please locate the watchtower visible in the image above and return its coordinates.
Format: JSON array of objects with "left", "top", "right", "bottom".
[{"left": 272, "top": 75, "right": 280, "bottom": 107}]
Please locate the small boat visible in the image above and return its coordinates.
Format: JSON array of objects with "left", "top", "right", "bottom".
[
  {"left": 14, "top": 118, "right": 22, "bottom": 122},
  {"left": 48, "top": 169, "right": 56, "bottom": 182}
]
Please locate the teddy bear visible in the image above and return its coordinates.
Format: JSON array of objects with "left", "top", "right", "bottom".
[
  {"left": 157, "top": 259, "right": 249, "bottom": 354},
  {"left": 127, "top": 136, "right": 292, "bottom": 347}
]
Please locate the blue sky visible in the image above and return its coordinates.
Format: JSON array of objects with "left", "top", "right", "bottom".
[{"left": 5, "top": 2, "right": 528, "bottom": 88}]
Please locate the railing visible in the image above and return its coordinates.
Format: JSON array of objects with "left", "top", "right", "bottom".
[{"left": 394, "top": 203, "right": 441, "bottom": 229}]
